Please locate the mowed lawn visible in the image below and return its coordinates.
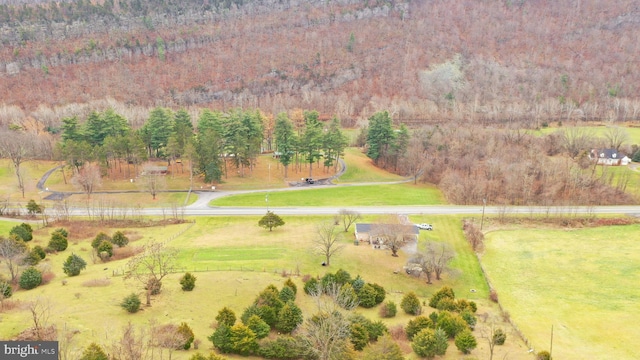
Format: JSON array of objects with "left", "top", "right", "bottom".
[
  {"left": 0, "top": 215, "right": 509, "bottom": 360},
  {"left": 482, "top": 224, "right": 640, "bottom": 360},
  {"left": 210, "top": 183, "right": 445, "bottom": 207}
]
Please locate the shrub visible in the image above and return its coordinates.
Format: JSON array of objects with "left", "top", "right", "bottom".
[
  {"left": 283, "top": 278, "right": 297, "bottom": 295},
  {"left": 358, "top": 283, "right": 378, "bottom": 308},
  {"left": 48, "top": 232, "right": 68, "bottom": 251},
  {"left": 53, "top": 228, "right": 69, "bottom": 238},
  {"left": 349, "top": 323, "right": 369, "bottom": 351},
  {"left": 460, "top": 310, "right": 477, "bottom": 329},
  {"left": 435, "top": 297, "right": 458, "bottom": 312},
  {"left": 436, "top": 311, "right": 468, "bottom": 338},
  {"left": 275, "top": 302, "right": 303, "bottom": 334},
  {"left": 360, "top": 333, "right": 404, "bottom": 360},
  {"left": 338, "top": 283, "right": 359, "bottom": 308},
  {"left": 536, "top": 350, "right": 552, "bottom": 360},
  {"left": 258, "top": 336, "right": 308, "bottom": 360},
  {"left": 279, "top": 285, "right": 295, "bottom": 303},
  {"left": 370, "top": 283, "right": 386, "bottom": 304},
  {"left": 22, "top": 251, "right": 42, "bottom": 266},
  {"left": 489, "top": 289, "right": 499, "bottom": 303},
  {"left": 456, "top": 299, "right": 477, "bottom": 313},
  {"left": 246, "top": 315, "right": 270, "bottom": 339},
  {"left": 0, "top": 280, "right": 12, "bottom": 299},
  {"left": 379, "top": 300, "right": 397, "bottom": 318},
  {"left": 493, "top": 328, "right": 507, "bottom": 345},
  {"left": 429, "top": 286, "right": 455, "bottom": 308},
  {"left": 454, "top": 329, "right": 477, "bottom": 354},
  {"left": 97, "top": 241, "right": 113, "bottom": 260},
  {"left": 411, "top": 328, "right": 448, "bottom": 358},
  {"left": 405, "top": 316, "right": 434, "bottom": 341},
  {"left": 91, "top": 232, "right": 111, "bottom": 249},
  {"left": 303, "top": 277, "right": 319, "bottom": 295},
  {"left": 63, "top": 254, "right": 87, "bottom": 276},
  {"left": 400, "top": 292, "right": 422, "bottom": 315},
  {"left": 350, "top": 275, "right": 365, "bottom": 292},
  {"left": 216, "top": 307, "right": 237, "bottom": 327},
  {"left": 334, "top": 268, "right": 352, "bottom": 285},
  {"left": 180, "top": 272, "right": 196, "bottom": 291},
  {"left": 320, "top": 273, "right": 337, "bottom": 290},
  {"left": 189, "top": 353, "right": 228, "bottom": 360},
  {"left": 32, "top": 245, "right": 46, "bottom": 260},
  {"left": 177, "top": 322, "right": 195, "bottom": 350},
  {"left": 228, "top": 323, "right": 258, "bottom": 355},
  {"left": 111, "top": 231, "right": 129, "bottom": 247},
  {"left": 10, "top": 224, "right": 32, "bottom": 242},
  {"left": 349, "top": 314, "right": 387, "bottom": 342},
  {"left": 121, "top": 293, "right": 141, "bottom": 313},
  {"left": 209, "top": 324, "right": 232, "bottom": 353},
  {"left": 79, "top": 343, "right": 108, "bottom": 360},
  {"left": 19, "top": 267, "right": 42, "bottom": 290}
]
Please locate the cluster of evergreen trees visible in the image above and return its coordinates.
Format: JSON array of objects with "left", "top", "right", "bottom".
[{"left": 57, "top": 107, "right": 347, "bottom": 184}]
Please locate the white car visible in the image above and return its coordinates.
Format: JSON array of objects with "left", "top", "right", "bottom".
[{"left": 417, "top": 223, "right": 433, "bottom": 230}]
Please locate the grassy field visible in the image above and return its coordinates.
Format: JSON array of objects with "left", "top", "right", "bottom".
[
  {"left": 535, "top": 124, "right": 640, "bottom": 144},
  {"left": 210, "top": 183, "right": 445, "bottom": 207},
  {"left": 336, "top": 148, "right": 406, "bottom": 183},
  {"left": 482, "top": 224, "right": 640, "bottom": 360},
  {"left": 0, "top": 215, "right": 525, "bottom": 360}
]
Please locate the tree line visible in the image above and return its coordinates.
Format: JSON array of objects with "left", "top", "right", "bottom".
[{"left": 53, "top": 107, "right": 347, "bottom": 187}]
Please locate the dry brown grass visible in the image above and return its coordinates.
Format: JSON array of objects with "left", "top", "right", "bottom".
[
  {"left": 0, "top": 299, "right": 21, "bottom": 312},
  {"left": 112, "top": 246, "right": 144, "bottom": 261},
  {"left": 81, "top": 278, "right": 111, "bottom": 287}
]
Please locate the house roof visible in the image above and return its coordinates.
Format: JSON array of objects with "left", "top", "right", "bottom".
[
  {"left": 355, "top": 223, "right": 419, "bottom": 235},
  {"left": 593, "top": 149, "right": 624, "bottom": 159}
]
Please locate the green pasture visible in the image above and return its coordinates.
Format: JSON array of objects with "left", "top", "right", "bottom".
[
  {"left": 210, "top": 183, "right": 445, "bottom": 207},
  {"left": 0, "top": 215, "right": 501, "bottom": 359},
  {"left": 336, "top": 148, "right": 406, "bottom": 183},
  {"left": 482, "top": 224, "right": 640, "bottom": 360},
  {"left": 536, "top": 125, "right": 640, "bottom": 144},
  {"left": 592, "top": 165, "right": 640, "bottom": 199}
]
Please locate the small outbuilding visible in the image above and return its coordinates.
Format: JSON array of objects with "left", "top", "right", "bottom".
[{"left": 354, "top": 223, "right": 419, "bottom": 246}]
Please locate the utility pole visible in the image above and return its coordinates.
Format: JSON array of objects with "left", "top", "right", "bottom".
[
  {"left": 481, "top": 198, "right": 487, "bottom": 230},
  {"left": 265, "top": 193, "right": 269, "bottom": 212}
]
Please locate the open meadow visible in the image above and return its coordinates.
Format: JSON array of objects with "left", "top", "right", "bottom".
[
  {"left": 482, "top": 224, "right": 640, "bottom": 360},
  {"left": 0, "top": 215, "right": 534, "bottom": 360}
]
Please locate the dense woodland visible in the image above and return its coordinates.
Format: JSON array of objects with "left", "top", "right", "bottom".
[
  {"left": 0, "top": 0, "right": 639, "bottom": 125},
  {"left": 0, "top": 0, "right": 638, "bottom": 206}
]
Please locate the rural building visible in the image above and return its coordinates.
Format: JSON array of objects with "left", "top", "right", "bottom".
[
  {"left": 589, "top": 149, "right": 631, "bottom": 166},
  {"left": 354, "top": 223, "right": 419, "bottom": 247}
]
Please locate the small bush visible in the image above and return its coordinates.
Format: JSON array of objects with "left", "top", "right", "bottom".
[
  {"left": 79, "top": 343, "right": 108, "bottom": 360},
  {"left": 358, "top": 283, "right": 378, "bottom": 308},
  {"left": 429, "top": 286, "right": 455, "bottom": 308},
  {"left": 111, "top": 231, "right": 129, "bottom": 247},
  {"left": 536, "top": 350, "right": 552, "bottom": 360},
  {"left": 454, "top": 329, "right": 477, "bottom": 354},
  {"left": 246, "top": 315, "right": 270, "bottom": 339},
  {"left": 41, "top": 270, "right": 55, "bottom": 285},
  {"left": 258, "top": 336, "right": 308, "bottom": 359},
  {"left": 19, "top": 267, "right": 42, "bottom": 290},
  {"left": 379, "top": 300, "right": 397, "bottom": 318},
  {"left": 411, "top": 328, "right": 448, "bottom": 358},
  {"left": 32, "top": 245, "right": 46, "bottom": 260},
  {"left": 303, "top": 277, "right": 319, "bottom": 295},
  {"left": 279, "top": 285, "right": 295, "bottom": 303},
  {"left": 97, "top": 241, "right": 113, "bottom": 260},
  {"left": 216, "top": 307, "right": 237, "bottom": 327},
  {"left": 53, "top": 228, "right": 69, "bottom": 238},
  {"left": 275, "top": 302, "right": 303, "bottom": 334},
  {"left": 10, "top": 224, "right": 32, "bottom": 242},
  {"left": 493, "top": 328, "right": 507, "bottom": 345},
  {"left": 349, "top": 323, "right": 369, "bottom": 351},
  {"left": 91, "top": 232, "right": 111, "bottom": 249},
  {"left": 283, "top": 278, "right": 297, "bottom": 295},
  {"left": 22, "top": 251, "right": 42, "bottom": 266},
  {"left": 48, "top": 232, "right": 68, "bottom": 251},
  {"left": 400, "top": 291, "right": 422, "bottom": 315},
  {"left": 405, "top": 316, "right": 434, "bottom": 341},
  {"left": 489, "top": 289, "right": 499, "bottom": 303},
  {"left": 177, "top": 322, "right": 195, "bottom": 350},
  {"left": 436, "top": 311, "right": 468, "bottom": 338},
  {"left": 460, "top": 310, "right": 477, "bottom": 329},
  {"left": 334, "top": 268, "right": 352, "bottom": 285},
  {"left": 180, "top": 272, "right": 197, "bottom": 291},
  {"left": 63, "top": 254, "right": 87, "bottom": 276},
  {"left": 0, "top": 280, "right": 13, "bottom": 298},
  {"left": 121, "top": 293, "right": 141, "bottom": 313}
]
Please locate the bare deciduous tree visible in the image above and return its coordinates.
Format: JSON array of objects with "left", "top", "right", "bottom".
[
  {"left": 71, "top": 163, "right": 102, "bottom": 199},
  {"left": 0, "top": 130, "right": 32, "bottom": 198},
  {"left": 28, "top": 297, "right": 55, "bottom": 340},
  {"left": 0, "top": 235, "right": 29, "bottom": 282},
  {"left": 125, "top": 240, "right": 178, "bottom": 306},
  {"left": 371, "top": 214, "right": 414, "bottom": 257},
  {"left": 408, "top": 241, "right": 456, "bottom": 283},
  {"left": 110, "top": 322, "right": 147, "bottom": 360},
  {"left": 603, "top": 126, "right": 630, "bottom": 151},
  {"left": 559, "top": 127, "right": 596, "bottom": 158},
  {"left": 337, "top": 209, "right": 361, "bottom": 232},
  {"left": 312, "top": 221, "right": 345, "bottom": 266},
  {"left": 140, "top": 165, "right": 167, "bottom": 200}
]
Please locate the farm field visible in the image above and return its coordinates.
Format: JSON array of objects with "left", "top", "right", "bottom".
[
  {"left": 536, "top": 124, "right": 640, "bottom": 144},
  {"left": 482, "top": 224, "right": 640, "bottom": 360},
  {"left": 0, "top": 215, "right": 531, "bottom": 360}
]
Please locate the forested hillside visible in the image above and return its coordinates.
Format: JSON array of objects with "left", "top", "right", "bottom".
[{"left": 1, "top": 0, "right": 639, "bottom": 126}]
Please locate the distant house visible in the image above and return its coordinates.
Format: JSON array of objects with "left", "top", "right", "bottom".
[
  {"left": 589, "top": 149, "right": 630, "bottom": 166},
  {"left": 354, "top": 223, "right": 419, "bottom": 248}
]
